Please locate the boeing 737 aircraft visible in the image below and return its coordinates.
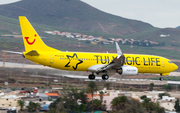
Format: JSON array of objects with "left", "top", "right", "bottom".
[{"left": 4, "top": 16, "right": 178, "bottom": 81}]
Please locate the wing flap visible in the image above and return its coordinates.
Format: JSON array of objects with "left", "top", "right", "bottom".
[{"left": 88, "top": 64, "right": 106, "bottom": 72}]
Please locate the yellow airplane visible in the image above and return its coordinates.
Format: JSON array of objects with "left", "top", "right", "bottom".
[{"left": 3, "top": 16, "right": 178, "bottom": 81}]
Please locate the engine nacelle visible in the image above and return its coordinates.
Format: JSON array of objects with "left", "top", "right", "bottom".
[{"left": 116, "top": 65, "right": 138, "bottom": 75}]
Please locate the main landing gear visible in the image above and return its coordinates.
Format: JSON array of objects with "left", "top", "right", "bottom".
[
  {"left": 88, "top": 73, "right": 109, "bottom": 80},
  {"left": 102, "top": 74, "right": 109, "bottom": 80},
  {"left": 88, "top": 73, "right": 95, "bottom": 80}
]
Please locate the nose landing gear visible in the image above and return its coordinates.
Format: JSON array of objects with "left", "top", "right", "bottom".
[
  {"left": 159, "top": 74, "right": 163, "bottom": 81},
  {"left": 159, "top": 77, "right": 163, "bottom": 81}
]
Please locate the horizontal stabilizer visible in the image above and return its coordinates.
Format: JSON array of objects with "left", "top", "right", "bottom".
[
  {"left": 25, "top": 50, "right": 39, "bottom": 56},
  {"left": 2, "top": 50, "right": 23, "bottom": 54}
]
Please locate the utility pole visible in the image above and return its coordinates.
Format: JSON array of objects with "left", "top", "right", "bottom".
[
  {"left": 47, "top": 74, "right": 48, "bottom": 91},
  {"left": 3, "top": 52, "right": 5, "bottom": 70},
  {"left": 78, "top": 40, "right": 81, "bottom": 47},
  {"left": 120, "top": 75, "right": 122, "bottom": 91},
  {"left": 130, "top": 42, "right": 133, "bottom": 49},
  {"left": 22, "top": 61, "right": 24, "bottom": 77}
]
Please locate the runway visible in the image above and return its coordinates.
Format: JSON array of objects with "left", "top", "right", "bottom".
[{"left": 1, "top": 62, "right": 180, "bottom": 84}]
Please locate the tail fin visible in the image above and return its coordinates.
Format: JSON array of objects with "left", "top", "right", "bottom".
[{"left": 19, "top": 16, "right": 59, "bottom": 52}]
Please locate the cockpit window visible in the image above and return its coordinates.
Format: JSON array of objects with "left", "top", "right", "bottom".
[{"left": 168, "top": 61, "right": 172, "bottom": 63}]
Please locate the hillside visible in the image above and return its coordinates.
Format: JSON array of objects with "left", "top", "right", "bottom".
[
  {"left": 0, "top": 15, "right": 180, "bottom": 60},
  {"left": 0, "top": 0, "right": 156, "bottom": 35},
  {"left": 0, "top": 0, "right": 179, "bottom": 61},
  {"left": 176, "top": 26, "right": 180, "bottom": 29},
  {"left": 125, "top": 28, "right": 180, "bottom": 44}
]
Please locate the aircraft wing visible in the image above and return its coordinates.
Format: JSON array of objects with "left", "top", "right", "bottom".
[{"left": 88, "top": 42, "right": 125, "bottom": 73}]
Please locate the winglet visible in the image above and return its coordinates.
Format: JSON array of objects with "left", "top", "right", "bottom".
[{"left": 115, "top": 42, "right": 123, "bottom": 58}]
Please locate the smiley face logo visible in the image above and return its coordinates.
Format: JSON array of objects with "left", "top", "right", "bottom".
[{"left": 25, "top": 34, "right": 37, "bottom": 45}]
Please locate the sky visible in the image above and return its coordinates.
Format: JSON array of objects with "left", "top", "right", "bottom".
[{"left": 0, "top": 0, "right": 180, "bottom": 28}]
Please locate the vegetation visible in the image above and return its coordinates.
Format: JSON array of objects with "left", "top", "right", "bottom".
[
  {"left": 86, "top": 81, "right": 99, "bottom": 112},
  {"left": 104, "top": 82, "right": 111, "bottom": 90},
  {"left": 111, "top": 96, "right": 146, "bottom": 113},
  {"left": 49, "top": 83, "right": 106, "bottom": 112},
  {"left": 163, "top": 84, "right": 173, "bottom": 91},
  {"left": 117, "top": 99, "right": 145, "bottom": 113},
  {"left": 0, "top": 14, "right": 179, "bottom": 60},
  {"left": 142, "top": 98, "right": 151, "bottom": 112},
  {"left": 26, "top": 101, "right": 41, "bottom": 112},
  {"left": 141, "top": 96, "right": 165, "bottom": 113},
  {"left": 140, "top": 95, "right": 147, "bottom": 100},
  {"left": 158, "top": 92, "right": 170, "bottom": 99},
  {"left": 99, "top": 91, "right": 104, "bottom": 102},
  {"left": 48, "top": 108, "right": 56, "bottom": 113},
  {"left": 111, "top": 96, "right": 127, "bottom": 111},
  {"left": 45, "top": 82, "right": 51, "bottom": 86},
  {"left": 48, "top": 98, "right": 69, "bottom": 113},
  {"left": 178, "top": 85, "right": 180, "bottom": 91},
  {"left": 0, "top": 0, "right": 156, "bottom": 36},
  {"left": 0, "top": 0, "right": 179, "bottom": 62},
  {"left": 46, "top": 81, "right": 168, "bottom": 113},
  {"left": 17, "top": 100, "right": 25, "bottom": 111},
  {"left": 92, "top": 99, "right": 106, "bottom": 111},
  {"left": 150, "top": 76, "right": 180, "bottom": 81},
  {"left": 174, "top": 99, "right": 180, "bottom": 112},
  {"left": 149, "top": 83, "right": 154, "bottom": 91},
  {"left": 8, "top": 77, "right": 16, "bottom": 82}
]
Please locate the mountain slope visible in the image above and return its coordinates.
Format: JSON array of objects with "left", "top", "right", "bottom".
[
  {"left": 176, "top": 26, "right": 180, "bottom": 29},
  {"left": 0, "top": 0, "right": 156, "bottom": 35}
]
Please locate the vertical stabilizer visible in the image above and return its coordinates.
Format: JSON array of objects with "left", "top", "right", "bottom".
[{"left": 19, "top": 16, "right": 59, "bottom": 52}]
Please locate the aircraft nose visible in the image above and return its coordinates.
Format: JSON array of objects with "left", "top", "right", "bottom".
[{"left": 173, "top": 63, "right": 178, "bottom": 71}]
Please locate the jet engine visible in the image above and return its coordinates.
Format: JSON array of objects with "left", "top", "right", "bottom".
[{"left": 116, "top": 65, "right": 138, "bottom": 75}]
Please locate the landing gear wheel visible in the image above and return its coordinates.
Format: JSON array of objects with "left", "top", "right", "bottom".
[
  {"left": 159, "top": 77, "right": 163, "bottom": 81},
  {"left": 88, "top": 74, "right": 95, "bottom": 80},
  {"left": 102, "top": 74, "right": 109, "bottom": 80}
]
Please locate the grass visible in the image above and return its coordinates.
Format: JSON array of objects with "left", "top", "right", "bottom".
[
  {"left": 101, "top": 44, "right": 180, "bottom": 59},
  {"left": 150, "top": 76, "right": 180, "bottom": 81}
]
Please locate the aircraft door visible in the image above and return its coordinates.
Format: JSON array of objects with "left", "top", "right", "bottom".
[
  {"left": 50, "top": 54, "right": 54, "bottom": 64},
  {"left": 162, "top": 59, "right": 165, "bottom": 67}
]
